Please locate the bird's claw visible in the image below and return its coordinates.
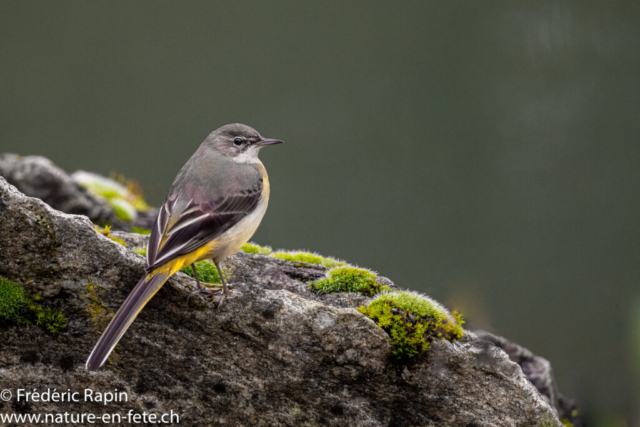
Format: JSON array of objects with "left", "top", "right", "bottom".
[
  {"left": 216, "top": 294, "right": 227, "bottom": 309},
  {"left": 187, "top": 286, "right": 221, "bottom": 303},
  {"left": 187, "top": 281, "right": 234, "bottom": 306}
]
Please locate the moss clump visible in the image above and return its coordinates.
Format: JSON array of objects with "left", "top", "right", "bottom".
[
  {"left": 0, "top": 277, "right": 67, "bottom": 335},
  {"left": 181, "top": 259, "right": 223, "bottom": 284},
  {"left": 32, "top": 306, "right": 68, "bottom": 334},
  {"left": 132, "top": 247, "right": 222, "bottom": 284},
  {"left": 309, "top": 266, "right": 390, "bottom": 297},
  {"left": 0, "top": 277, "right": 31, "bottom": 325},
  {"left": 108, "top": 198, "right": 137, "bottom": 222},
  {"left": 94, "top": 225, "right": 127, "bottom": 246},
  {"left": 271, "top": 251, "right": 345, "bottom": 268},
  {"left": 241, "top": 242, "right": 273, "bottom": 255},
  {"left": 131, "top": 227, "right": 152, "bottom": 235},
  {"left": 74, "top": 171, "right": 150, "bottom": 222},
  {"left": 358, "top": 291, "right": 464, "bottom": 360},
  {"left": 133, "top": 247, "right": 147, "bottom": 256}
]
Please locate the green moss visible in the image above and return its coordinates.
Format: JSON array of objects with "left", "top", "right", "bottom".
[
  {"left": 131, "top": 227, "right": 152, "bottom": 235},
  {"left": 74, "top": 171, "right": 151, "bottom": 222},
  {"left": 271, "top": 251, "right": 345, "bottom": 268},
  {"left": 107, "top": 198, "right": 137, "bottom": 222},
  {"left": 180, "top": 260, "right": 223, "bottom": 284},
  {"left": 241, "top": 242, "right": 273, "bottom": 255},
  {"left": 309, "top": 266, "right": 390, "bottom": 296},
  {"left": 132, "top": 247, "right": 222, "bottom": 284},
  {"left": 0, "top": 277, "right": 31, "bottom": 325},
  {"left": 94, "top": 225, "right": 127, "bottom": 246},
  {"left": 0, "top": 276, "right": 67, "bottom": 335},
  {"left": 357, "top": 291, "right": 464, "bottom": 360},
  {"left": 133, "top": 247, "right": 147, "bottom": 256},
  {"left": 32, "top": 306, "right": 67, "bottom": 334}
]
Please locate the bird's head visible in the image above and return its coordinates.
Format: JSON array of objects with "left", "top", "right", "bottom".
[{"left": 207, "top": 123, "right": 283, "bottom": 163}]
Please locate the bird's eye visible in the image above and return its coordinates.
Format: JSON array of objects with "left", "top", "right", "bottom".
[{"left": 233, "top": 137, "right": 244, "bottom": 146}]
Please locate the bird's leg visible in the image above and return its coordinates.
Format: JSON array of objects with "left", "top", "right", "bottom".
[
  {"left": 187, "top": 263, "right": 220, "bottom": 300},
  {"left": 215, "top": 262, "right": 230, "bottom": 308},
  {"left": 192, "top": 264, "right": 205, "bottom": 291}
]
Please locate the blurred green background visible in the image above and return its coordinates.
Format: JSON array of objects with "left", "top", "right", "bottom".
[{"left": 1, "top": 1, "right": 639, "bottom": 424}]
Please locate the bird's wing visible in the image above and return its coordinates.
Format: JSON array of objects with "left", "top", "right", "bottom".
[{"left": 146, "top": 178, "right": 263, "bottom": 271}]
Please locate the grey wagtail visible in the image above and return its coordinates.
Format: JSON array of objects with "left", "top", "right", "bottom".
[{"left": 85, "top": 123, "right": 283, "bottom": 371}]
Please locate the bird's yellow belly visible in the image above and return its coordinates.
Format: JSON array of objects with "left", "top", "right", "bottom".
[{"left": 152, "top": 198, "right": 268, "bottom": 277}]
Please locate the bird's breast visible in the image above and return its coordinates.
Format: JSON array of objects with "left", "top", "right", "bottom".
[{"left": 206, "top": 165, "right": 270, "bottom": 263}]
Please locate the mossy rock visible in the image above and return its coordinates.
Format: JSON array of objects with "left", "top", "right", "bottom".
[
  {"left": 133, "top": 247, "right": 147, "bottom": 257},
  {"left": 95, "top": 225, "right": 127, "bottom": 246},
  {"left": 241, "top": 242, "right": 273, "bottom": 255},
  {"left": 309, "top": 266, "right": 390, "bottom": 296},
  {"left": 358, "top": 291, "right": 464, "bottom": 360},
  {"left": 0, "top": 276, "right": 67, "bottom": 334},
  {"left": 74, "top": 171, "right": 150, "bottom": 222},
  {"left": 32, "top": 306, "right": 68, "bottom": 334},
  {"left": 107, "top": 197, "right": 137, "bottom": 222},
  {"left": 0, "top": 276, "right": 31, "bottom": 325},
  {"left": 271, "top": 251, "right": 345, "bottom": 268},
  {"left": 131, "top": 226, "right": 152, "bottom": 235}
]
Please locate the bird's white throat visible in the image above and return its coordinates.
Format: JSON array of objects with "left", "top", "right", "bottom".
[{"left": 233, "top": 148, "right": 261, "bottom": 164}]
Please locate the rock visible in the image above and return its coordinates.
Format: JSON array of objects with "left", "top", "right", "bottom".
[
  {"left": 112, "top": 230, "right": 150, "bottom": 250},
  {"left": 0, "top": 177, "right": 563, "bottom": 426},
  {"left": 0, "top": 154, "right": 115, "bottom": 224},
  {"left": 0, "top": 154, "right": 157, "bottom": 231},
  {"left": 475, "top": 331, "right": 586, "bottom": 427}
]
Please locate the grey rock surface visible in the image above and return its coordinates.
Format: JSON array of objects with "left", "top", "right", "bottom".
[
  {"left": 0, "top": 154, "right": 115, "bottom": 224},
  {"left": 0, "top": 153, "right": 158, "bottom": 231},
  {"left": 475, "top": 331, "right": 585, "bottom": 427},
  {"left": 0, "top": 177, "right": 563, "bottom": 426}
]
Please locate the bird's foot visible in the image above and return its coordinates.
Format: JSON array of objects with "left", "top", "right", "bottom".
[
  {"left": 187, "top": 282, "right": 234, "bottom": 303},
  {"left": 216, "top": 290, "right": 230, "bottom": 310},
  {"left": 187, "top": 287, "right": 219, "bottom": 302},
  {"left": 187, "top": 282, "right": 223, "bottom": 302}
]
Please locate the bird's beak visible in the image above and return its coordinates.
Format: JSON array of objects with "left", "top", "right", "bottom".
[{"left": 258, "top": 138, "right": 284, "bottom": 146}]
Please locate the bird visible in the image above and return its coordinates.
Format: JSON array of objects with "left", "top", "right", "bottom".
[{"left": 85, "top": 123, "right": 283, "bottom": 371}]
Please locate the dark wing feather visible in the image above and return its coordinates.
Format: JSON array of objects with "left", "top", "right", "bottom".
[{"left": 145, "top": 179, "right": 263, "bottom": 271}]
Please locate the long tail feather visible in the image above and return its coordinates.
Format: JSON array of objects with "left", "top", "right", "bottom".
[{"left": 85, "top": 272, "right": 171, "bottom": 371}]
